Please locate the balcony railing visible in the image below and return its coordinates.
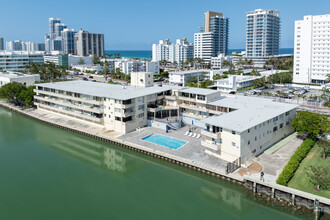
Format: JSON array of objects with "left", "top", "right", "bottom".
[
  {"left": 201, "top": 140, "right": 221, "bottom": 151},
  {"left": 201, "top": 129, "right": 221, "bottom": 139}
]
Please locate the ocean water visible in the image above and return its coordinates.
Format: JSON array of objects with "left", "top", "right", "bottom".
[{"left": 105, "top": 48, "right": 294, "bottom": 60}]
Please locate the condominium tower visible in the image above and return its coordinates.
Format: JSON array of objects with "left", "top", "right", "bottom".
[
  {"left": 246, "top": 9, "right": 280, "bottom": 57},
  {"left": 62, "top": 29, "right": 77, "bottom": 55},
  {"left": 194, "top": 11, "right": 229, "bottom": 61},
  {"left": 152, "top": 39, "right": 193, "bottom": 64},
  {"left": 0, "top": 38, "right": 4, "bottom": 50},
  {"left": 75, "top": 29, "right": 104, "bottom": 57},
  {"left": 293, "top": 14, "right": 330, "bottom": 84}
]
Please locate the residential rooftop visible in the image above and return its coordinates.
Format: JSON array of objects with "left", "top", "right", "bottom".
[
  {"left": 215, "top": 75, "right": 262, "bottom": 83},
  {"left": 0, "top": 71, "right": 33, "bottom": 79},
  {"left": 203, "top": 95, "right": 298, "bottom": 132},
  {"left": 169, "top": 69, "right": 211, "bottom": 75},
  {"left": 38, "top": 80, "right": 175, "bottom": 100}
]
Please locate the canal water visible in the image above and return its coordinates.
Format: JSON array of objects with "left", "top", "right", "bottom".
[{"left": 0, "top": 106, "right": 309, "bottom": 220}]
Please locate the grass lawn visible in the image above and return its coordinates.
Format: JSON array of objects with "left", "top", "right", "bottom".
[{"left": 287, "top": 142, "right": 330, "bottom": 198}]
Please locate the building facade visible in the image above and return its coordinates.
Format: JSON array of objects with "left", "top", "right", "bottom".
[
  {"left": 293, "top": 14, "right": 330, "bottom": 84},
  {"left": 246, "top": 9, "right": 280, "bottom": 57},
  {"left": 210, "top": 75, "right": 262, "bottom": 93},
  {"left": 0, "top": 37, "right": 4, "bottom": 50},
  {"left": 0, "top": 71, "right": 40, "bottom": 87},
  {"left": 194, "top": 11, "right": 229, "bottom": 62},
  {"left": 34, "top": 77, "right": 297, "bottom": 165},
  {"left": 152, "top": 39, "right": 193, "bottom": 64},
  {"left": 75, "top": 29, "right": 104, "bottom": 57},
  {"left": 62, "top": 29, "right": 77, "bottom": 55},
  {"left": 0, "top": 51, "right": 44, "bottom": 71}
]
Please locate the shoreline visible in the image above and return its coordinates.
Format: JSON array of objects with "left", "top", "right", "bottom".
[{"left": 0, "top": 101, "right": 329, "bottom": 216}]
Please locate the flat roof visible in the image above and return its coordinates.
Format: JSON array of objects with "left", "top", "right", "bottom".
[
  {"left": 38, "top": 80, "right": 174, "bottom": 100},
  {"left": 202, "top": 95, "right": 298, "bottom": 132},
  {"left": 169, "top": 70, "right": 210, "bottom": 75},
  {"left": 215, "top": 75, "right": 262, "bottom": 83},
  {"left": 0, "top": 71, "right": 36, "bottom": 79},
  {"left": 179, "top": 87, "right": 220, "bottom": 96}
]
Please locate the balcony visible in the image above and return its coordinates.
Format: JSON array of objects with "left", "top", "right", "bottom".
[
  {"left": 165, "top": 95, "right": 177, "bottom": 100},
  {"left": 201, "top": 140, "right": 221, "bottom": 151},
  {"left": 201, "top": 129, "right": 221, "bottom": 139}
]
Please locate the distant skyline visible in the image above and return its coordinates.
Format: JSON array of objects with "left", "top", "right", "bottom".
[{"left": 1, "top": 0, "right": 329, "bottom": 50}]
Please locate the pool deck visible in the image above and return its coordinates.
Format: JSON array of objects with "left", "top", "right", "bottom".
[{"left": 119, "top": 127, "right": 229, "bottom": 171}]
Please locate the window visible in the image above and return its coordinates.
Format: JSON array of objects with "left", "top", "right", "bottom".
[
  {"left": 138, "top": 113, "right": 144, "bottom": 118},
  {"left": 115, "top": 116, "right": 121, "bottom": 121},
  {"left": 248, "top": 129, "right": 250, "bottom": 133},
  {"left": 248, "top": 140, "right": 250, "bottom": 145},
  {"left": 115, "top": 100, "right": 121, "bottom": 104},
  {"left": 115, "top": 108, "right": 121, "bottom": 113},
  {"left": 138, "top": 104, "right": 144, "bottom": 110},
  {"left": 280, "top": 123, "right": 283, "bottom": 129},
  {"left": 255, "top": 137, "right": 257, "bottom": 141},
  {"left": 252, "top": 149, "right": 256, "bottom": 153},
  {"left": 273, "top": 126, "right": 278, "bottom": 132},
  {"left": 232, "top": 130, "right": 236, "bottom": 135},
  {"left": 232, "top": 142, "right": 236, "bottom": 147},
  {"left": 138, "top": 97, "right": 144, "bottom": 102},
  {"left": 273, "top": 117, "right": 278, "bottom": 122}
]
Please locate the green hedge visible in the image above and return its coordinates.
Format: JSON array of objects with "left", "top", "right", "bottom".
[{"left": 276, "top": 138, "right": 315, "bottom": 186}]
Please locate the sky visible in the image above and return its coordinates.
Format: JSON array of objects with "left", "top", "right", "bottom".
[{"left": 0, "top": 0, "right": 329, "bottom": 50}]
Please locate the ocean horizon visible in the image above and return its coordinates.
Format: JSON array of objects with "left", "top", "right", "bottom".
[{"left": 105, "top": 48, "right": 294, "bottom": 60}]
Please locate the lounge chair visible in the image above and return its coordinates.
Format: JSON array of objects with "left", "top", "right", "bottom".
[
  {"left": 196, "top": 134, "right": 200, "bottom": 139},
  {"left": 188, "top": 132, "right": 192, "bottom": 137},
  {"left": 184, "top": 131, "right": 189, "bottom": 136},
  {"left": 192, "top": 133, "right": 197, "bottom": 138}
]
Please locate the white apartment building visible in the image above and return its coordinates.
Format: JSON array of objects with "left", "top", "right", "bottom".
[
  {"left": 201, "top": 96, "right": 296, "bottom": 164},
  {"left": 211, "top": 54, "right": 232, "bottom": 70},
  {"left": 194, "top": 32, "right": 214, "bottom": 62},
  {"left": 0, "top": 51, "right": 44, "bottom": 71},
  {"left": 71, "top": 64, "right": 103, "bottom": 73},
  {"left": 34, "top": 75, "right": 297, "bottom": 166},
  {"left": 169, "top": 70, "right": 211, "bottom": 86},
  {"left": 152, "top": 39, "right": 193, "bottom": 64},
  {"left": 246, "top": 9, "right": 280, "bottom": 57},
  {"left": 0, "top": 71, "right": 40, "bottom": 87},
  {"left": 210, "top": 75, "right": 263, "bottom": 93},
  {"left": 115, "top": 59, "right": 159, "bottom": 75},
  {"left": 152, "top": 39, "right": 170, "bottom": 62},
  {"left": 168, "top": 39, "right": 193, "bottom": 64},
  {"left": 293, "top": 14, "right": 330, "bottom": 84}
]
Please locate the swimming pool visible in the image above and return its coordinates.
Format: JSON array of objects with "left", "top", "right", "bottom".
[{"left": 142, "top": 134, "right": 187, "bottom": 149}]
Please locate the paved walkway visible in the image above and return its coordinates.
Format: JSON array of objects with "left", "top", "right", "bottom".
[{"left": 237, "top": 133, "right": 303, "bottom": 183}]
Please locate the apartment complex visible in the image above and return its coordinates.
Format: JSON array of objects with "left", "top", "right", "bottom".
[
  {"left": 75, "top": 29, "right": 104, "bottom": 57},
  {"left": 6, "top": 40, "right": 45, "bottom": 52},
  {"left": 293, "top": 14, "right": 330, "bottom": 84},
  {"left": 210, "top": 75, "right": 262, "bottom": 93},
  {"left": 34, "top": 74, "right": 297, "bottom": 165},
  {"left": 0, "top": 51, "right": 44, "bottom": 71},
  {"left": 0, "top": 71, "right": 40, "bottom": 87},
  {"left": 152, "top": 38, "right": 193, "bottom": 64},
  {"left": 115, "top": 59, "right": 160, "bottom": 75},
  {"left": 194, "top": 11, "right": 229, "bottom": 61},
  {"left": 246, "top": 9, "right": 280, "bottom": 57},
  {"left": 169, "top": 70, "right": 212, "bottom": 86}
]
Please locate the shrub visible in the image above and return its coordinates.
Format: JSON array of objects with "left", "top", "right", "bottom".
[{"left": 276, "top": 138, "right": 315, "bottom": 186}]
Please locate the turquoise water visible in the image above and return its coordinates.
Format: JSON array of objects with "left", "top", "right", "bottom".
[
  {"left": 105, "top": 48, "right": 294, "bottom": 60},
  {"left": 142, "top": 134, "right": 187, "bottom": 149}
]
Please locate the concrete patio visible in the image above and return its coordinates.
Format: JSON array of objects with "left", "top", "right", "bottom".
[{"left": 118, "top": 126, "right": 229, "bottom": 171}]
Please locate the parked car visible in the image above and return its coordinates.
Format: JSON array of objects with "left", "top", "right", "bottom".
[
  {"left": 83, "top": 77, "right": 88, "bottom": 81},
  {"left": 89, "top": 76, "right": 94, "bottom": 79}
]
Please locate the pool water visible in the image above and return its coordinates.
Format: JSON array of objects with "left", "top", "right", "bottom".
[{"left": 142, "top": 134, "right": 187, "bottom": 149}]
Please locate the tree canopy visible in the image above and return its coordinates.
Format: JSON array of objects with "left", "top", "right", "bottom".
[
  {"left": 0, "top": 82, "right": 35, "bottom": 107},
  {"left": 292, "top": 111, "right": 330, "bottom": 139}
]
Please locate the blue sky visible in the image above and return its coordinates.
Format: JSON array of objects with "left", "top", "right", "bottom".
[{"left": 1, "top": 0, "right": 329, "bottom": 50}]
